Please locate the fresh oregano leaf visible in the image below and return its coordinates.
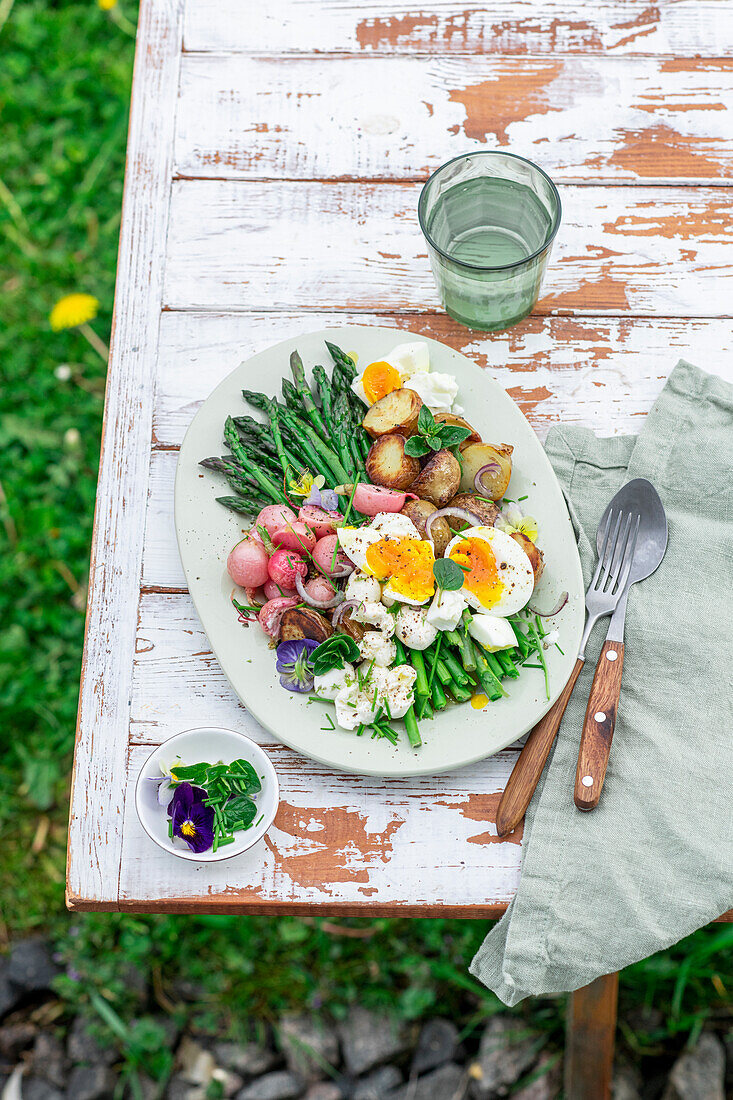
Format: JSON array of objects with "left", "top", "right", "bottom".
[
  {"left": 436, "top": 424, "right": 472, "bottom": 448},
  {"left": 417, "top": 404, "right": 436, "bottom": 436},
  {"left": 404, "top": 436, "right": 431, "bottom": 457}
]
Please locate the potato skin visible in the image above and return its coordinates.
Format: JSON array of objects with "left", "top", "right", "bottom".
[
  {"left": 459, "top": 442, "right": 513, "bottom": 499},
  {"left": 511, "top": 531, "right": 545, "bottom": 585},
  {"left": 400, "top": 498, "right": 452, "bottom": 557},
  {"left": 411, "top": 449, "right": 461, "bottom": 508},
  {"left": 432, "top": 411, "right": 482, "bottom": 449},
  {"left": 362, "top": 388, "right": 423, "bottom": 439},
  {"left": 338, "top": 609, "right": 366, "bottom": 642},
  {"left": 445, "top": 492, "right": 499, "bottom": 531},
  {"left": 366, "top": 433, "right": 421, "bottom": 491},
  {"left": 279, "top": 607, "right": 333, "bottom": 643}
]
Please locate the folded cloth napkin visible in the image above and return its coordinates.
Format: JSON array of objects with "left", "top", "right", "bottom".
[{"left": 470, "top": 360, "right": 733, "bottom": 1005}]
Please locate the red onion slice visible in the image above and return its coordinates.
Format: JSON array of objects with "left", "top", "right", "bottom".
[
  {"left": 332, "top": 600, "right": 358, "bottom": 627},
  {"left": 294, "top": 571, "right": 344, "bottom": 610},
  {"left": 426, "top": 506, "right": 484, "bottom": 546},
  {"left": 528, "top": 591, "right": 569, "bottom": 617},
  {"left": 474, "top": 462, "right": 501, "bottom": 495}
]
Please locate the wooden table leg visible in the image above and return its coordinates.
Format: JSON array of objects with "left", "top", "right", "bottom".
[{"left": 564, "top": 972, "right": 619, "bottom": 1100}]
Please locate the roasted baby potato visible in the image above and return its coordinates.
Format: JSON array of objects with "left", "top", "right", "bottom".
[
  {"left": 280, "top": 607, "right": 333, "bottom": 643},
  {"left": 400, "top": 498, "right": 452, "bottom": 557},
  {"left": 459, "top": 443, "right": 513, "bottom": 500},
  {"left": 366, "top": 433, "right": 421, "bottom": 491},
  {"left": 511, "top": 531, "right": 545, "bottom": 585},
  {"left": 362, "top": 388, "right": 422, "bottom": 439},
  {"left": 432, "top": 411, "right": 481, "bottom": 449},
  {"left": 445, "top": 492, "right": 499, "bottom": 531},
  {"left": 338, "top": 609, "right": 366, "bottom": 642},
  {"left": 411, "top": 449, "right": 461, "bottom": 508}
]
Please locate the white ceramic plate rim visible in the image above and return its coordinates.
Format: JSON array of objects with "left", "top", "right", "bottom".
[
  {"left": 174, "top": 326, "right": 584, "bottom": 777},
  {"left": 134, "top": 727, "right": 280, "bottom": 862}
]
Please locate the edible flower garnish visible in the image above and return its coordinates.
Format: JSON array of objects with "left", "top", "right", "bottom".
[
  {"left": 496, "top": 501, "right": 539, "bottom": 543},
  {"left": 168, "top": 782, "right": 215, "bottom": 854},
  {"left": 275, "top": 638, "right": 319, "bottom": 692},
  {"left": 404, "top": 406, "right": 472, "bottom": 458},
  {"left": 288, "top": 470, "right": 325, "bottom": 499},
  {"left": 305, "top": 483, "right": 340, "bottom": 511}
]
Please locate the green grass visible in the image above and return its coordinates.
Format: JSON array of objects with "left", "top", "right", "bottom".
[{"left": 0, "top": 2, "right": 731, "bottom": 1090}]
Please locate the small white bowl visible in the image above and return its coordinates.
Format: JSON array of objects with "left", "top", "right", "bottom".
[{"left": 135, "top": 727, "right": 279, "bottom": 862}]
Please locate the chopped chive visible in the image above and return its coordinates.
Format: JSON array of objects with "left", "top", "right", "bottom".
[
  {"left": 254, "top": 814, "right": 264, "bottom": 827},
  {"left": 518, "top": 494, "right": 528, "bottom": 502},
  {"left": 555, "top": 643, "right": 565, "bottom": 655}
]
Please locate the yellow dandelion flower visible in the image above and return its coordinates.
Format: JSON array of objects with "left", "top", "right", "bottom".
[
  {"left": 49, "top": 294, "right": 99, "bottom": 332},
  {"left": 98, "top": 0, "right": 118, "bottom": 9}
]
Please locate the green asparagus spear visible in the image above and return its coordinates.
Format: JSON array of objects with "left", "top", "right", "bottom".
[
  {"left": 312, "top": 364, "right": 336, "bottom": 437},
  {"left": 216, "top": 495, "right": 269, "bottom": 516},
  {"left": 325, "top": 341, "right": 358, "bottom": 382},
  {"left": 290, "top": 351, "right": 330, "bottom": 440},
  {"left": 224, "top": 418, "right": 289, "bottom": 505}
]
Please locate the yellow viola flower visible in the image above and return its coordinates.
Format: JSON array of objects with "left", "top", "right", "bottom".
[
  {"left": 49, "top": 294, "right": 99, "bottom": 332},
  {"left": 98, "top": 0, "right": 118, "bottom": 9},
  {"left": 288, "top": 471, "right": 325, "bottom": 498},
  {"left": 497, "top": 502, "right": 539, "bottom": 543}
]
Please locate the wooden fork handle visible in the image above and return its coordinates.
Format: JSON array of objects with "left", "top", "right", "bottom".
[
  {"left": 496, "top": 658, "right": 584, "bottom": 837},
  {"left": 574, "top": 641, "right": 625, "bottom": 811}
]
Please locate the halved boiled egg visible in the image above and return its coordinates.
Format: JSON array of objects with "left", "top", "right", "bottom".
[
  {"left": 337, "top": 512, "right": 435, "bottom": 605},
  {"left": 444, "top": 526, "right": 534, "bottom": 616},
  {"left": 351, "top": 341, "right": 430, "bottom": 405}
]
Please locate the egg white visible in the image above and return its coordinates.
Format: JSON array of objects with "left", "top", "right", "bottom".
[
  {"left": 338, "top": 513, "right": 432, "bottom": 603},
  {"left": 444, "top": 525, "right": 534, "bottom": 616},
  {"left": 351, "top": 341, "right": 430, "bottom": 404}
]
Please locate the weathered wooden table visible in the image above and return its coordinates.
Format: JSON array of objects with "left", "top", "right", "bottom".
[{"left": 67, "top": 0, "right": 733, "bottom": 1093}]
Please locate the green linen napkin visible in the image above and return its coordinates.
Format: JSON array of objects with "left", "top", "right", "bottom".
[{"left": 470, "top": 360, "right": 733, "bottom": 1005}]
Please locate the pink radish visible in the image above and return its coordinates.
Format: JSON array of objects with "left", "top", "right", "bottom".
[
  {"left": 258, "top": 596, "right": 298, "bottom": 639},
  {"left": 255, "top": 504, "right": 297, "bottom": 538},
  {"left": 352, "top": 484, "right": 415, "bottom": 516},
  {"left": 227, "top": 536, "right": 270, "bottom": 588},
  {"left": 268, "top": 548, "right": 308, "bottom": 589},
  {"left": 312, "top": 535, "right": 353, "bottom": 578},
  {"left": 272, "top": 520, "right": 316, "bottom": 554},
  {"left": 305, "top": 575, "right": 339, "bottom": 603},
  {"left": 264, "top": 579, "right": 297, "bottom": 601},
  {"left": 298, "top": 505, "right": 341, "bottom": 540}
]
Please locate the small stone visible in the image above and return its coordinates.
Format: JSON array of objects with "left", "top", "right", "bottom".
[
  {"left": 613, "top": 1063, "right": 642, "bottom": 1100},
  {"left": 67, "top": 1017, "right": 116, "bottom": 1066},
  {"left": 0, "top": 1021, "right": 36, "bottom": 1059},
  {"left": 166, "top": 1076, "right": 198, "bottom": 1100},
  {"left": 236, "top": 1071, "right": 304, "bottom": 1100},
  {"left": 661, "top": 1032, "right": 725, "bottom": 1100},
  {"left": 470, "top": 1018, "right": 539, "bottom": 1099},
  {"left": 8, "top": 940, "right": 60, "bottom": 993},
  {"left": 353, "top": 1064, "right": 402, "bottom": 1099},
  {"left": 65, "top": 1064, "right": 117, "bottom": 1100},
  {"left": 213, "top": 1041, "right": 279, "bottom": 1077},
  {"left": 338, "top": 1008, "right": 410, "bottom": 1076},
  {"left": 387, "top": 1063, "right": 467, "bottom": 1100},
  {"left": 178, "top": 1037, "right": 216, "bottom": 1085},
  {"left": 23, "top": 1080, "right": 65, "bottom": 1100},
  {"left": 279, "top": 1015, "right": 339, "bottom": 1083},
  {"left": 411, "top": 1019, "right": 460, "bottom": 1076},
  {"left": 30, "top": 1032, "right": 68, "bottom": 1088},
  {"left": 303, "top": 1086, "right": 343, "bottom": 1100}
]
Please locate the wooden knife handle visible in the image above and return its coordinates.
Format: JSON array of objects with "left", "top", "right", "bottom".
[
  {"left": 496, "top": 657, "right": 584, "bottom": 838},
  {"left": 574, "top": 641, "right": 625, "bottom": 811}
]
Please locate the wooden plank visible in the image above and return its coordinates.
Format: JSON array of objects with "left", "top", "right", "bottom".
[
  {"left": 565, "top": 973, "right": 619, "bottom": 1100},
  {"left": 176, "top": 55, "right": 733, "bottom": 183},
  {"left": 66, "top": 0, "right": 184, "bottom": 911},
  {"left": 163, "top": 182, "right": 733, "bottom": 315},
  {"left": 183, "top": 1, "right": 731, "bottom": 56},
  {"left": 120, "top": 704, "right": 522, "bottom": 912}
]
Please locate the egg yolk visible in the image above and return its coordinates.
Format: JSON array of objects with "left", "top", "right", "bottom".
[
  {"left": 362, "top": 360, "right": 402, "bottom": 404},
  {"left": 365, "top": 537, "right": 435, "bottom": 602},
  {"left": 449, "top": 537, "right": 505, "bottom": 609}
]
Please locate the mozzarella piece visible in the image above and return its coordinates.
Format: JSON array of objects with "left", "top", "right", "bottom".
[
  {"left": 358, "top": 631, "right": 397, "bottom": 667},
  {"left": 314, "top": 664, "right": 356, "bottom": 700},
  {"left": 384, "top": 341, "right": 430, "bottom": 379},
  {"left": 403, "top": 371, "right": 459, "bottom": 412},
  {"left": 344, "top": 570, "right": 381, "bottom": 604},
  {"left": 381, "top": 664, "right": 417, "bottom": 719},
  {"left": 427, "top": 588, "right": 466, "bottom": 631},
  {"left": 467, "top": 615, "right": 516, "bottom": 652},
  {"left": 395, "top": 606, "right": 438, "bottom": 651},
  {"left": 350, "top": 600, "right": 396, "bottom": 634}
]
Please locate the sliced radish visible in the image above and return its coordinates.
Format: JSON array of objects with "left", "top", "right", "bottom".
[
  {"left": 352, "top": 484, "right": 417, "bottom": 516},
  {"left": 298, "top": 504, "right": 341, "bottom": 540},
  {"left": 258, "top": 596, "right": 299, "bottom": 639},
  {"left": 272, "top": 521, "right": 317, "bottom": 554}
]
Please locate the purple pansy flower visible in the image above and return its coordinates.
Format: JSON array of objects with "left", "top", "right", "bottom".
[
  {"left": 305, "top": 484, "right": 340, "bottom": 512},
  {"left": 167, "top": 782, "right": 214, "bottom": 853},
  {"left": 275, "top": 638, "right": 319, "bottom": 693}
]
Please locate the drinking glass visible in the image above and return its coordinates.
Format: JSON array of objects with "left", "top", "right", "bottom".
[{"left": 418, "top": 151, "right": 561, "bottom": 331}]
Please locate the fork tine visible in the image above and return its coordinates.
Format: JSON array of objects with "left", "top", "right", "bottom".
[
  {"left": 598, "top": 510, "right": 623, "bottom": 590},
  {"left": 589, "top": 509, "right": 613, "bottom": 589},
  {"left": 605, "top": 511, "right": 633, "bottom": 592},
  {"left": 614, "top": 513, "right": 640, "bottom": 595}
]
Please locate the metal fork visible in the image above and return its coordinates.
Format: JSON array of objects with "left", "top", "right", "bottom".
[{"left": 495, "top": 501, "right": 640, "bottom": 838}]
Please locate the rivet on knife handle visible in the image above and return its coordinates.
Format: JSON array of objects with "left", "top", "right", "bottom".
[
  {"left": 496, "top": 657, "right": 584, "bottom": 838},
  {"left": 574, "top": 641, "right": 625, "bottom": 811}
]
